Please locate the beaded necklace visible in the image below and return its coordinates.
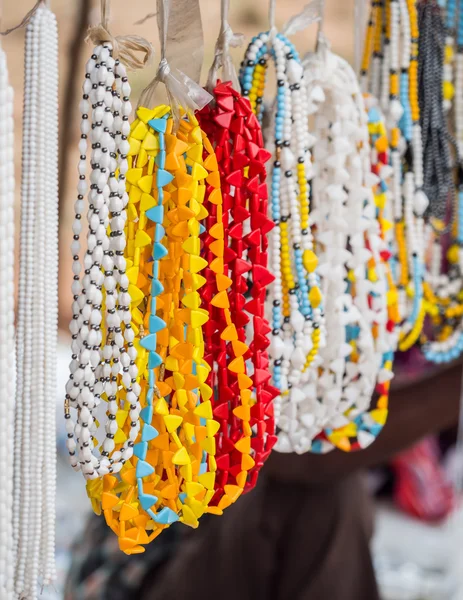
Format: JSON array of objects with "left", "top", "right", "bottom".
[
  {"left": 66, "top": 43, "right": 140, "bottom": 479},
  {"left": 240, "top": 30, "right": 326, "bottom": 455},
  {"left": 87, "top": 107, "right": 223, "bottom": 552},
  {"left": 0, "top": 37, "right": 15, "bottom": 600},
  {"left": 14, "top": 4, "right": 59, "bottom": 596},
  {"left": 361, "top": 0, "right": 427, "bottom": 352},
  {"left": 420, "top": 0, "right": 463, "bottom": 364},
  {"left": 303, "top": 42, "right": 393, "bottom": 453},
  {"left": 198, "top": 80, "right": 278, "bottom": 503}
]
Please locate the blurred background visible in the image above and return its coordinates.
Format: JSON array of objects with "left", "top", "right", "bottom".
[{"left": 2, "top": 0, "right": 463, "bottom": 598}]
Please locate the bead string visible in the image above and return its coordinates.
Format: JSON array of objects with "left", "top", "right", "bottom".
[
  {"left": 240, "top": 31, "right": 326, "bottom": 454},
  {"left": 14, "top": 4, "right": 59, "bottom": 597},
  {"left": 0, "top": 37, "right": 15, "bottom": 600},
  {"left": 304, "top": 43, "right": 393, "bottom": 453},
  {"left": 198, "top": 81, "right": 278, "bottom": 503},
  {"left": 87, "top": 108, "right": 225, "bottom": 553},
  {"left": 65, "top": 44, "right": 139, "bottom": 478}
]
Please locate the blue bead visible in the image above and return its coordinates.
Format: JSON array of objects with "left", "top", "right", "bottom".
[
  {"left": 139, "top": 493, "right": 158, "bottom": 511},
  {"left": 146, "top": 205, "right": 164, "bottom": 223},
  {"left": 133, "top": 442, "right": 148, "bottom": 460},
  {"left": 136, "top": 460, "right": 155, "bottom": 479},
  {"left": 155, "top": 225, "right": 165, "bottom": 242},
  {"left": 140, "top": 406, "right": 153, "bottom": 423},
  {"left": 141, "top": 424, "right": 159, "bottom": 442},
  {"left": 148, "top": 351, "right": 163, "bottom": 369},
  {"left": 140, "top": 333, "right": 157, "bottom": 351},
  {"left": 156, "top": 169, "right": 174, "bottom": 187},
  {"left": 151, "top": 278, "right": 164, "bottom": 296},
  {"left": 150, "top": 314, "right": 166, "bottom": 333},
  {"left": 148, "top": 118, "right": 167, "bottom": 133}
]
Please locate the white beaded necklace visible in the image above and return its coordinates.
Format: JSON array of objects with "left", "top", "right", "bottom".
[
  {"left": 65, "top": 43, "right": 140, "bottom": 479},
  {"left": 14, "top": 4, "right": 59, "bottom": 598},
  {"left": 0, "top": 38, "right": 15, "bottom": 600},
  {"left": 278, "top": 41, "right": 390, "bottom": 454}
]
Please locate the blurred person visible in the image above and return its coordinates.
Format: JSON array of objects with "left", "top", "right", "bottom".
[{"left": 65, "top": 359, "right": 462, "bottom": 600}]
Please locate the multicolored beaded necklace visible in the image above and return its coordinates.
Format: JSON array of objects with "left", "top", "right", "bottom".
[{"left": 361, "top": 0, "right": 427, "bottom": 353}]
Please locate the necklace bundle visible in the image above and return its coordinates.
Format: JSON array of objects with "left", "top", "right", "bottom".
[
  {"left": 85, "top": 106, "right": 227, "bottom": 552},
  {"left": 14, "top": 4, "right": 59, "bottom": 597},
  {"left": 300, "top": 40, "right": 393, "bottom": 454},
  {"left": 198, "top": 80, "right": 278, "bottom": 504},
  {"left": 419, "top": 0, "right": 463, "bottom": 364},
  {"left": 361, "top": 0, "right": 428, "bottom": 353},
  {"left": 0, "top": 38, "right": 15, "bottom": 600},
  {"left": 65, "top": 42, "right": 141, "bottom": 479},
  {"left": 194, "top": 3, "right": 277, "bottom": 502},
  {"left": 240, "top": 29, "right": 326, "bottom": 455}
]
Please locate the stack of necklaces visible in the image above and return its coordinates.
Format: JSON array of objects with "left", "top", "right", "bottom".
[
  {"left": 67, "top": 37, "right": 277, "bottom": 552},
  {"left": 64, "top": 0, "right": 463, "bottom": 558}
]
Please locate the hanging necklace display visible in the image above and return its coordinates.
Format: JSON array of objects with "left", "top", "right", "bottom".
[
  {"left": 240, "top": 2, "right": 327, "bottom": 455},
  {"left": 13, "top": 2, "right": 59, "bottom": 597},
  {"left": 84, "top": 0, "right": 250, "bottom": 553},
  {"left": 360, "top": 0, "right": 427, "bottom": 353},
  {"left": 196, "top": 0, "right": 277, "bottom": 506},
  {"left": 301, "top": 34, "right": 393, "bottom": 453},
  {"left": 0, "top": 33, "right": 15, "bottom": 600}
]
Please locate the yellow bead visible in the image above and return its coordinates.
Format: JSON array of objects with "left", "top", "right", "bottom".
[
  {"left": 443, "top": 81, "right": 454, "bottom": 101},
  {"left": 447, "top": 244, "right": 459, "bottom": 264},
  {"left": 303, "top": 250, "right": 318, "bottom": 273},
  {"left": 309, "top": 286, "right": 322, "bottom": 308}
]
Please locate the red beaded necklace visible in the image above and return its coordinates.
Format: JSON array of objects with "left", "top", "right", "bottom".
[{"left": 198, "top": 81, "right": 278, "bottom": 506}]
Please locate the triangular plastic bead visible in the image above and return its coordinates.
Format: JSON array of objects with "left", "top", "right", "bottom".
[
  {"left": 194, "top": 400, "right": 213, "bottom": 420},
  {"left": 211, "top": 290, "right": 230, "bottom": 308},
  {"left": 172, "top": 447, "right": 191, "bottom": 465},
  {"left": 133, "top": 441, "right": 148, "bottom": 460},
  {"left": 139, "top": 493, "right": 158, "bottom": 511},
  {"left": 192, "top": 162, "right": 209, "bottom": 181},
  {"left": 139, "top": 334, "right": 157, "bottom": 352},
  {"left": 148, "top": 118, "right": 167, "bottom": 133},
  {"left": 138, "top": 175, "right": 154, "bottom": 194},
  {"left": 164, "top": 415, "right": 183, "bottom": 433},
  {"left": 157, "top": 169, "right": 174, "bottom": 187},
  {"left": 141, "top": 424, "right": 159, "bottom": 442},
  {"left": 135, "top": 230, "right": 151, "bottom": 248},
  {"left": 136, "top": 460, "right": 155, "bottom": 479}
]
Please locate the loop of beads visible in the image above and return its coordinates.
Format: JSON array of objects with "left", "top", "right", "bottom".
[
  {"left": 240, "top": 32, "right": 326, "bottom": 454},
  {"left": 0, "top": 39, "right": 15, "bottom": 600},
  {"left": 361, "top": 0, "right": 427, "bottom": 352},
  {"left": 420, "top": 1, "right": 463, "bottom": 363},
  {"left": 14, "top": 5, "right": 59, "bottom": 596},
  {"left": 323, "top": 93, "right": 395, "bottom": 452},
  {"left": 87, "top": 106, "right": 247, "bottom": 553},
  {"left": 198, "top": 80, "right": 278, "bottom": 505},
  {"left": 66, "top": 43, "right": 139, "bottom": 479},
  {"left": 302, "top": 47, "right": 393, "bottom": 453}
]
